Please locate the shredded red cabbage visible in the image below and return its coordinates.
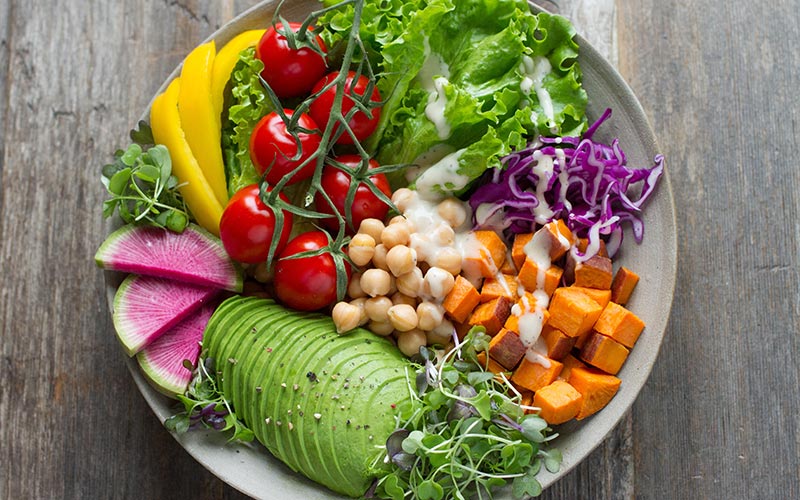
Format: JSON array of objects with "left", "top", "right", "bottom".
[{"left": 469, "top": 109, "right": 664, "bottom": 258}]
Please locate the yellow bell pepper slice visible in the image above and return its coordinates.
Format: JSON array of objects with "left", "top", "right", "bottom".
[
  {"left": 178, "top": 41, "right": 229, "bottom": 207},
  {"left": 151, "top": 79, "right": 224, "bottom": 236},
  {"left": 211, "top": 29, "right": 266, "bottom": 120}
]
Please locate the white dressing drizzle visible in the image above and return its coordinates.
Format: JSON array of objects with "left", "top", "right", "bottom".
[
  {"left": 415, "top": 149, "right": 467, "bottom": 200},
  {"left": 520, "top": 55, "right": 556, "bottom": 133},
  {"left": 425, "top": 77, "right": 451, "bottom": 140},
  {"left": 530, "top": 151, "right": 556, "bottom": 224}
]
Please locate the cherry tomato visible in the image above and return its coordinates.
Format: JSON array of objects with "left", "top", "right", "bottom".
[
  {"left": 314, "top": 155, "right": 392, "bottom": 234},
  {"left": 249, "top": 109, "right": 322, "bottom": 186},
  {"left": 273, "top": 231, "right": 350, "bottom": 311},
  {"left": 309, "top": 71, "right": 382, "bottom": 145},
  {"left": 219, "top": 184, "right": 293, "bottom": 264},
  {"left": 255, "top": 23, "right": 327, "bottom": 99}
]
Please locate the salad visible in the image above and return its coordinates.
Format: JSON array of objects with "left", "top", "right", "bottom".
[{"left": 95, "top": 0, "right": 664, "bottom": 498}]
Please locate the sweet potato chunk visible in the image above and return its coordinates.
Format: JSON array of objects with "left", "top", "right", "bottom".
[
  {"left": 611, "top": 267, "right": 640, "bottom": 305},
  {"left": 560, "top": 354, "right": 587, "bottom": 381},
  {"left": 511, "top": 357, "right": 563, "bottom": 392},
  {"left": 541, "top": 324, "right": 576, "bottom": 360},
  {"left": 573, "top": 254, "right": 613, "bottom": 289},
  {"left": 518, "top": 259, "right": 563, "bottom": 297},
  {"left": 568, "top": 366, "right": 621, "bottom": 419},
  {"left": 569, "top": 286, "right": 611, "bottom": 309},
  {"left": 488, "top": 328, "right": 527, "bottom": 369},
  {"left": 576, "top": 237, "right": 608, "bottom": 257},
  {"left": 511, "top": 233, "right": 533, "bottom": 269},
  {"left": 547, "top": 287, "right": 603, "bottom": 338},
  {"left": 480, "top": 274, "right": 518, "bottom": 303},
  {"left": 443, "top": 275, "right": 481, "bottom": 323},
  {"left": 500, "top": 251, "right": 517, "bottom": 274},
  {"left": 580, "top": 331, "right": 630, "bottom": 375},
  {"left": 468, "top": 296, "right": 512, "bottom": 336},
  {"left": 593, "top": 302, "right": 645, "bottom": 348},
  {"left": 505, "top": 292, "right": 550, "bottom": 335},
  {"left": 476, "top": 351, "right": 507, "bottom": 375},
  {"left": 541, "top": 220, "right": 576, "bottom": 261},
  {"left": 534, "top": 380, "right": 583, "bottom": 425},
  {"left": 463, "top": 230, "right": 507, "bottom": 278}
]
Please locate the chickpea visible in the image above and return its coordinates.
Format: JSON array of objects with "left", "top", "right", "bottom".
[
  {"left": 432, "top": 224, "right": 455, "bottom": 246},
  {"left": 368, "top": 320, "right": 395, "bottom": 337},
  {"left": 409, "top": 233, "right": 432, "bottom": 263},
  {"left": 426, "top": 329, "right": 451, "bottom": 346},
  {"left": 437, "top": 198, "right": 467, "bottom": 228},
  {"left": 423, "top": 267, "right": 455, "bottom": 299},
  {"left": 349, "top": 297, "right": 369, "bottom": 326},
  {"left": 348, "top": 233, "right": 375, "bottom": 266},
  {"left": 417, "top": 301, "right": 444, "bottom": 331},
  {"left": 365, "top": 296, "right": 393, "bottom": 322},
  {"left": 388, "top": 215, "right": 407, "bottom": 226},
  {"left": 347, "top": 273, "right": 366, "bottom": 299},
  {"left": 387, "top": 274, "right": 398, "bottom": 295},
  {"left": 431, "top": 247, "right": 462, "bottom": 275},
  {"left": 386, "top": 245, "right": 417, "bottom": 277},
  {"left": 372, "top": 244, "right": 389, "bottom": 271},
  {"left": 360, "top": 268, "right": 392, "bottom": 297},
  {"left": 431, "top": 318, "right": 455, "bottom": 340},
  {"left": 397, "top": 329, "right": 427, "bottom": 357},
  {"left": 391, "top": 291, "right": 417, "bottom": 307},
  {"left": 332, "top": 302, "right": 361, "bottom": 334},
  {"left": 358, "top": 218, "right": 385, "bottom": 244},
  {"left": 387, "top": 304, "right": 418, "bottom": 332},
  {"left": 391, "top": 188, "right": 416, "bottom": 213},
  {"left": 396, "top": 267, "right": 423, "bottom": 297},
  {"left": 381, "top": 221, "right": 411, "bottom": 249}
]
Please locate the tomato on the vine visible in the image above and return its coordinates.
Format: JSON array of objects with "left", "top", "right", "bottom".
[
  {"left": 273, "top": 231, "right": 351, "bottom": 311},
  {"left": 255, "top": 22, "right": 327, "bottom": 99},
  {"left": 314, "top": 155, "right": 392, "bottom": 234},
  {"left": 249, "top": 109, "right": 322, "bottom": 186},
  {"left": 219, "top": 184, "right": 293, "bottom": 264},
  {"left": 309, "top": 71, "right": 382, "bottom": 145}
]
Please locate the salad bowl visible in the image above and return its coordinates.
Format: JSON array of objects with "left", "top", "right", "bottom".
[{"left": 104, "top": 0, "right": 677, "bottom": 497}]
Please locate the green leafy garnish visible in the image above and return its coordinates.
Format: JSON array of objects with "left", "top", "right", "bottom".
[{"left": 371, "top": 330, "right": 561, "bottom": 499}]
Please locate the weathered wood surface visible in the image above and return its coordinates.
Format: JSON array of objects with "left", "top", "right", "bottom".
[{"left": 0, "top": 0, "right": 797, "bottom": 499}]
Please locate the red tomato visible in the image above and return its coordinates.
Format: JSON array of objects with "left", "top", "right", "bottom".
[
  {"left": 249, "top": 109, "right": 322, "bottom": 186},
  {"left": 273, "top": 231, "right": 350, "bottom": 311},
  {"left": 219, "top": 184, "right": 293, "bottom": 264},
  {"left": 314, "top": 155, "right": 392, "bottom": 234},
  {"left": 255, "top": 22, "right": 327, "bottom": 99},
  {"left": 309, "top": 71, "right": 382, "bottom": 145}
]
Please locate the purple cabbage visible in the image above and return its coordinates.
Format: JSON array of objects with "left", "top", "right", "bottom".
[{"left": 469, "top": 109, "right": 664, "bottom": 258}]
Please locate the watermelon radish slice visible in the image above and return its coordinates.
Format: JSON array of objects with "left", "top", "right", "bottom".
[
  {"left": 95, "top": 224, "right": 243, "bottom": 292},
  {"left": 113, "top": 275, "right": 218, "bottom": 356},
  {"left": 137, "top": 302, "right": 216, "bottom": 397}
]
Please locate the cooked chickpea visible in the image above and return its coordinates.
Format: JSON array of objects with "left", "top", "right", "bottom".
[
  {"left": 386, "top": 245, "right": 417, "bottom": 277},
  {"left": 348, "top": 233, "right": 375, "bottom": 266},
  {"left": 426, "top": 329, "right": 451, "bottom": 346},
  {"left": 423, "top": 266, "right": 455, "bottom": 299},
  {"left": 388, "top": 215, "right": 407, "bottom": 226},
  {"left": 360, "top": 268, "right": 392, "bottom": 297},
  {"left": 391, "top": 291, "right": 418, "bottom": 307},
  {"left": 437, "top": 198, "right": 468, "bottom": 228},
  {"left": 417, "top": 301, "right": 445, "bottom": 331},
  {"left": 387, "top": 304, "right": 418, "bottom": 331},
  {"left": 431, "top": 247, "right": 462, "bottom": 275},
  {"left": 332, "top": 302, "right": 361, "bottom": 334},
  {"left": 432, "top": 224, "right": 455, "bottom": 246},
  {"left": 381, "top": 221, "right": 411, "bottom": 249},
  {"left": 365, "top": 296, "right": 393, "bottom": 322},
  {"left": 368, "top": 320, "right": 395, "bottom": 337},
  {"left": 396, "top": 267, "right": 423, "bottom": 297},
  {"left": 397, "top": 329, "right": 427, "bottom": 357},
  {"left": 387, "top": 274, "right": 398, "bottom": 295},
  {"left": 372, "top": 244, "right": 389, "bottom": 271},
  {"left": 349, "top": 297, "right": 369, "bottom": 326},
  {"left": 358, "top": 218, "right": 385, "bottom": 244},
  {"left": 391, "top": 188, "right": 416, "bottom": 213},
  {"left": 409, "top": 233, "right": 431, "bottom": 263},
  {"left": 431, "top": 318, "right": 455, "bottom": 340},
  {"left": 347, "top": 273, "right": 366, "bottom": 299}
]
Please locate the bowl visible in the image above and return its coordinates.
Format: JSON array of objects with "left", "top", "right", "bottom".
[{"left": 104, "top": 1, "right": 677, "bottom": 497}]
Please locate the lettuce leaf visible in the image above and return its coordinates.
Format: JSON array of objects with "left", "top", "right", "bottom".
[{"left": 221, "top": 48, "right": 272, "bottom": 197}]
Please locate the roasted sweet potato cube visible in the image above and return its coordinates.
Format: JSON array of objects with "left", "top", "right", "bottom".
[
  {"left": 541, "top": 324, "right": 576, "bottom": 360},
  {"left": 541, "top": 220, "right": 576, "bottom": 261},
  {"left": 568, "top": 366, "right": 621, "bottom": 419},
  {"left": 512, "top": 233, "right": 533, "bottom": 269},
  {"left": 519, "top": 389, "right": 534, "bottom": 410},
  {"left": 573, "top": 254, "right": 613, "bottom": 289},
  {"left": 611, "top": 267, "right": 640, "bottom": 305},
  {"left": 511, "top": 357, "right": 563, "bottom": 392},
  {"left": 569, "top": 286, "right": 611, "bottom": 309},
  {"left": 476, "top": 351, "right": 507, "bottom": 375},
  {"left": 593, "top": 302, "right": 645, "bottom": 348},
  {"left": 480, "top": 274, "right": 518, "bottom": 303},
  {"left": 547, "top": 287, "right": 603, "bottom": 338},
  {"left": 576, "top": 237, "right": 608, "bottom": 257},
  {"left": 505, "top": 293, "right": 550, "bottom": 335},
  {"left": 560, "top": 354, "right": 587, "bottom": 381},
  {"left": 518, "top": 259, "right": 563, "bottom": 297},
  {"left": 468, "top": 296, "right": 512, "bottom": 336},
  {"left": 453, "top": 320, "right": 472, "bottom": 340},
  {"left": 463, "top": 230, "right": 507, "bottom": 278},
  {"left": 504, "top": 309, "right": 551, "bottom": 336},
  {"left": 574, "top": 328, "right": 593, "bottom": 350},
  {"left": 534, "top": 380, "right": 583, "bottom": 425},
  {"left": 580, "top": 332, "right": 630, "bottom": 375},
  {"left": 443, "top": 275, "right": 481, "bottom": 323},
  {"left": 488, "top": 328, "right": 527, "bottom": 369},
  {"left": 500, "top": 255, "right": 517, "bottom": 274}
]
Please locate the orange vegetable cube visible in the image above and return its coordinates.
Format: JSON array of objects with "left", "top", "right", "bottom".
[
  {"left": 505, "top": 292, "right": 550, "bottom": 335},
  {"left": 579, "top": 332, "right": 630, "bottom": 375},
  {"left": 611, "top": 267, "right": 640, "bottom": 305},
  {"left": 560, "top": 354, "right": 587, "bottom": 381},
  {"left": 463, "top": 230, "right": 507, "bottom": 278},
  {"left": 476, "top": 351, "right": 507, "bottom": 376},
  {"left": 569, "top": 286, "right": 611, "bottom": 309},
  {"left": 576, "top": 237, "right": 608, "bottom": 257},
  {"left": 468, "top": 297, "right": 512, "bottom": 336},
  {"left": 518, "top": 259, "right": 563, "bottom": 297},
  {"left": 568, "top": 366, "right": 621, "bottom": 419},
  {"left": 547, "top": 287, "right": 603, "bottom": 338},
  {"left": 511, "top": 233, "right": 533, "bottom": 269},
  {"left": 541, "top": 324, "right": 576, "bottom": 360},
  {"left": 480, "top": 274, "right": 518, "bottom": 303},
  {"left": 511, "top": 357, "right": 563, "bottom": 392},
  {"left": 593, "top": 302, "right": 645, "bottom": 348},
  {"left": 488, "top": 328, "right": 527, "bottom": 369},
  {"left": 443, "top": 275, "right": 481, "bottom": 323},
  {"left": 574, "top": 328, "right": 593, "bottom": 350},
  {"left": 500, "top": 253, "right": 517, "bottom": 274},
  {"left": 541, "top": 220, "right": 576, "bottom": 261},
  {"left": 573, "top": 254, "right": 613, "bottom": 289},
  {"left": 533, "top": 380, "right": 583, "bottom": 425}
]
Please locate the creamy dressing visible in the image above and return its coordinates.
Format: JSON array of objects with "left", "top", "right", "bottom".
[
  {"left": 555, "top": 148, "right": 572, "bottom": 211},
  {"left": 530, "top": 151, "right": 556, "bottom": 224},
  {"left": 414, "top": 149, "right": 468, "bottom": 200},
  {"left": 520, "top": 55, "right": 556, "bottom": 133},
  {"left": 425, "top": 77, "right": 451, "bottom": 139}
]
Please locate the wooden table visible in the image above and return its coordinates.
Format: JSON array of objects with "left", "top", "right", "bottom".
[{"left": 1, "top": 0, "right": 797, "bottom": 498}]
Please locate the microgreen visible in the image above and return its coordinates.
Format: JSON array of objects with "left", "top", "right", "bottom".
[{"left": 368, "top": 328, "right": 561, "bottom": 499}]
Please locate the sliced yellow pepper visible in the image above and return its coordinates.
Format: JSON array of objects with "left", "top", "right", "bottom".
[
  {"left": 178, "top": 41, "right": 229, "bottom": 207},
  {"left": 151, "top": 79, "right": 224, "bottom": 236},
  {"left": 211, "top": 29, "right": 266, "bottom": 119}
]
